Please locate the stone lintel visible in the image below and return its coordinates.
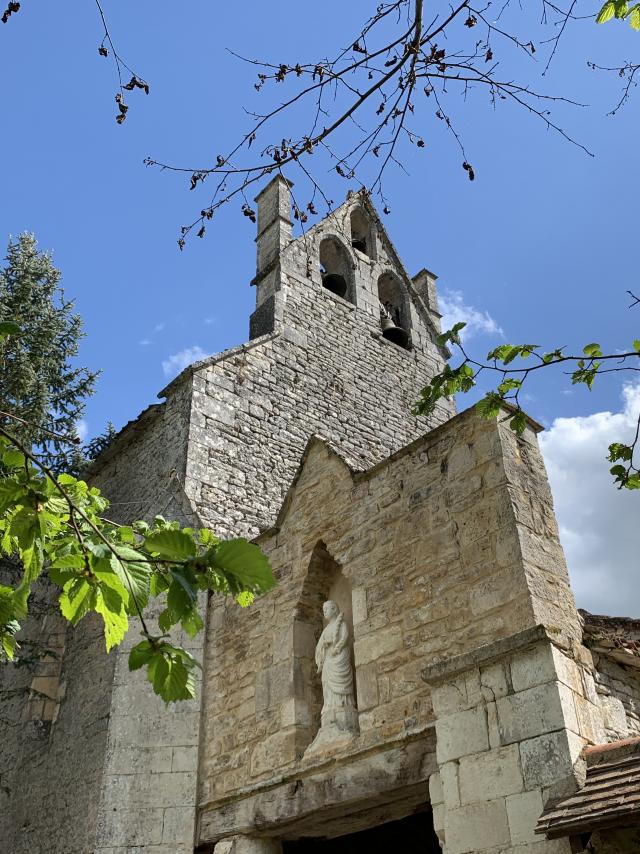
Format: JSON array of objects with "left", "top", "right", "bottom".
[
  {"left": 197, "top": 733, "right": 436, "bottom": 848},
  {"left": 421, "top": 624, "right": 568, "bottom": 686}
]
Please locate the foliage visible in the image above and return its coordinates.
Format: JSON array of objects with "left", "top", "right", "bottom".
[
  {"left": 414, "top": 315, "right": 640, "bottom": 490},
  {"left": 0, "top": 325, "right": 275, "bottom": 703},
  {"left": 596, "top": 0, "right": 640, "bottom": 29},
  {"left": 0, "top": 234, "right": 98, "bottom": 472}
]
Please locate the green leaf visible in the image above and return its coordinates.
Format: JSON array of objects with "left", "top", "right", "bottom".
[
  {"left": 633, "top": 339, "right": 640, "bottom": 353},
  {"left": 476, "top": 392, "right": 502, "bottom": 419},
  {"left": 437, "top": 322, "right": 467, "bottom": 347},
  {"left": 95, "top": 587, "right": 128, "bottom": 651},
  {"left": 0, "top": 585, "right": 15, "bottom": 624},
  {"left": 497, "top": 378, "right": 522, "bottom": 396},
  {"left": 608, "top": 442, "right": 633, "bottom": 462},
  {"left": 1, "top": 632, "right": 17, "bottom": 660},
  {"left": 3, "top": 448, "right": 26, "bottom": 469},
  {"left": 614, "top": 0, "right": 629, "bottom": 17},
  {"left": 182, "top": 608, "right": 204, "bottom": 637},
  {"left": 0, "top": 481, "right": 23, "bottom": 514},
  {"left": 596, "top": 0, "right": 616, "bottom": 21},
  {"left": 108, "top": 549, "right": 151, "bottom": 610},
  {"left": 236, "top": 590, "right": 255, "bottom": 608},
  {"left": 625, "top": 472, "right": 640, "bottom": 489},
  {"left": 59, "top": 579, "right": 95, "bottom": 624},
  {"left": 583, "top": 342, "right": 602, "bottom": 357},
  {"left": 128, "top": 639, "right": 156, "bottom": 671},
  {"left": 167, "top": 576, "right": 196, "bottom": 615},
  {"left": 144, "top": 645, "right": 199, "bottom": 703},
  {"left": 143, "top": 529, "right": 197, "bottom": 561},
  {"left": 212, "top": 539, "right": 275, "bottom": 593},
  {"left": 630, "top": 4, "right": 640, "bottom": 27},
  {"left": 509, "top": 411, "right": 528, "bottom": 435},
  {"left": 148, "top": 650, "right": 170, "bottom": 694}
]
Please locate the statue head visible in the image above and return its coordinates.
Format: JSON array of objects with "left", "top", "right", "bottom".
[{"left": 323, "top": 600, "right": 339, "bottom": 621}]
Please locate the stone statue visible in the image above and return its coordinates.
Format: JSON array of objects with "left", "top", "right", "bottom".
[{"left": 312, "top": 600, "right": 358, "bottom": 740}]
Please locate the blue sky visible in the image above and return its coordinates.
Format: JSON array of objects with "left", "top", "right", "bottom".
[{"left": 1, "top": 3, "right": 638, "bottom": 614}]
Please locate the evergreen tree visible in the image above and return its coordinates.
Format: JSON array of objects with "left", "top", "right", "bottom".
[{"left": 0, "top": 233, "right": 98, "bottom": 471}]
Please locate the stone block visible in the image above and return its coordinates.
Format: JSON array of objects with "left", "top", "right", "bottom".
[
  {"left": 352, "top": 586, "right": 367, "bottom": 624},
  {"left": 458, "top": 744, "right": 523, "bottom": 804},
  {"left": 161, "top": 806, "right": 195, "bottom": 843},
  {"left": 445, "top": 797, "right": 510, "bottom": 854},
  {"left": 601, "top": 693, "right": 628, "bottom": 736},
  {"left": 249, "top": 730, "right": 296, "bottom": 777},
  {"left": 510, "top": 644, "right": 557, "bottom": 693},
  {"left": 480, "top": 661, "right": 510, "bottom": 701},
  {"left": 355, "top": 663, "right": 378, "bottom": 711},
  {"left": 496, "top": 682, "right": 566, "bottom": 745},
  {"left": 519, "top": 731, "right": 574, "bottom": 790},
  {"left": 436, "top": 706, "right": 489, "bottom": 763},
  {"left": 441, "top": 760, "right": 461, "bottom": 808},
  {"left": 172, "top": 745, "right": 199, "bottom": 773},
  {"left": 428, "top": 770, "right": 443, "bottom": 806},
  {"left": 431, "top": 674, "right": 472, "bottom": 717},
  {"left": 506, "top": 788, "right": 544, "bottom": 844},
  {"left": 353, "top": 623, "right": 402, "bottom": 665}
]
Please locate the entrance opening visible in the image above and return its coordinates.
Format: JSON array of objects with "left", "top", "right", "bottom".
[{"left": 283, "top": 811, "right": 441, "bottom": 853}]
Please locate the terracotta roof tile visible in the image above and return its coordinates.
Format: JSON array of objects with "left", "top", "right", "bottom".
[{"left": 536, "top": 738, "right": 640, "bottom": 838}]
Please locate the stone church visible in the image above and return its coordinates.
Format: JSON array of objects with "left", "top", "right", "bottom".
[{"left": 1, "top": 177, "right": 639, "bottom": 854}]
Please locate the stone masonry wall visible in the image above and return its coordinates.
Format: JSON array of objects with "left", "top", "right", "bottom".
[
  {"left": 88, "top": 380, "right": 204, "bottom": 854},
  {"left": 592, "top": 654, "right": 640, "bottom": 740},
  {"left": 183, "top": 283, "right": 451, "bottom": 541},
  {"left": 197, "top": 405, "right": 583, "bottom": 846},
  {"left": 0, "top": 581, "right": 116, "bottom": 854}
]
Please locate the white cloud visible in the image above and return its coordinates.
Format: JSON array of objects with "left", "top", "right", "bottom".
[
  {"left": 161, "top": 345, "right": 210, "bottom": 378},
  {"left": 139, "top": 338, "right": 151, "bottom": 347},
  {"left": 539, "top": 383, "right": 640, "bottom": 618},
  {"left": 439, "top": 289, "right": 503, "bottom": 340},
  {"left": 204, "top": 317, "right": 216, "bottom": 326},
  {"left": 76, "top": 419, "right": 89, "bottom": 442},
  {"left": 154, "top": 322, "right": 166, "bottom": 333}
]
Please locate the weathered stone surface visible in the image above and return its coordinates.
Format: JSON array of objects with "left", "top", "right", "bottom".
[
  {"left": 458, "top": 744, "right": 524, "bottom": 804},
  {"left": 445, "top": 798, "right": 511, "bottom": 853},
  {"left": 199, "top": 736, "right": 436, "bottom": 845}
]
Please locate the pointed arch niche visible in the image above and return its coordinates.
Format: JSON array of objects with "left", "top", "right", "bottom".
[
  {"left": 292, "top": 541, "right": 356, "bottom": 756},
  {"left": 319, "top": 237, "right": 355, "bottom": 304},
  {"left": 378, "top": 271, "right": 412, "bottom": 349},
  {"left": 349, "top": 207, "right": 375, "bottom": 258}
]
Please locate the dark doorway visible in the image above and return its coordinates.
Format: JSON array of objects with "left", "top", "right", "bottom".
[{"left": 282, "top": 811, "right": 441, "bottom": 853}]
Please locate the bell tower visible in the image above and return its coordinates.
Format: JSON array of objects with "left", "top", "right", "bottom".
[{"left": 249, "top": 174, "right": 446, "bottom": 363}]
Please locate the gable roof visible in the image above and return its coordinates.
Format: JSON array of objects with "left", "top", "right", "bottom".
[{"left": 295, "top": 188, "right": 445, "bottom": 350}]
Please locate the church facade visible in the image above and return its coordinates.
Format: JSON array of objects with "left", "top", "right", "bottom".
[{"left": 1, "top": 177, "right": 639, "bottom": 853}]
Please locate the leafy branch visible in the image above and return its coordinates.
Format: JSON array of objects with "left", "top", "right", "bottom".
[
  {"left": 413, "top": 321, "right": 640, "bottom": 490},
  {"left": 0, "top": 323, "right": 275, "bottom": 702}
]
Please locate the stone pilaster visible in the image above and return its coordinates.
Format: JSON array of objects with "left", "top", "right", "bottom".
[
  {"left": 250, "top": 175, "right": 293, "bottom": 338},
  {"left": 424, "top": 626, "right": 604, "bottom": 854}
]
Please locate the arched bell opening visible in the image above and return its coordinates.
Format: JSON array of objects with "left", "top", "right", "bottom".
[
  {"left": 378, "top": 272, "right": 411, "bottom": 350},
  {"left": 350, "top": 208, "right": 373, "bottom": 257},
  {"left": 319, "top": 238, "right": 354, "bottom": 304},
  {"left": 292, "top": 541, "right": 355, "bottom": 757}
]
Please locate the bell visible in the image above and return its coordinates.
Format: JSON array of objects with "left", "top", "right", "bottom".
[
  {"left": 322, "top": 273, "right": 348, "bottom": 298},
  {"left": 351, "top": 238, "right": 367, "bottom": 254},
  {"left": 381, "top": 315, "right": 409, "bottom": 348}
]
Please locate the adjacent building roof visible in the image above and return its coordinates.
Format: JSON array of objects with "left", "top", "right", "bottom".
[
  {"left": 581, "top": 609, "right": 640, "bottom": 671},
  {"left": 536, "top": 737, "right": 640, "bottom": 838}
]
